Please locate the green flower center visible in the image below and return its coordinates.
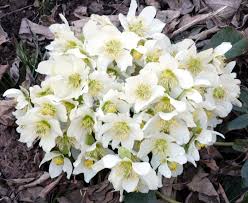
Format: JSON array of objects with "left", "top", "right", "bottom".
[
  {"left": 158, "top": 118, "right": 176, "bottom": 133},
  {"left": 135, "top": 84, "right": 152, "bottom": 100},
  {"left": 153, "top": 97, "right": 175, "bottom": 113},
  {"left": 81, "top": 115, "right": 95, "bottom": 129},
  {"left": 68, "top": 73, "right": 82, "bottom": 88},
  {"left": 117, "top": 161, "right": 134, "bottom": 178},
  {"left": 84, "top": 159, "right": 94, "bottom": 168},
  {"left": 66, "top": 40, "right": 78, "bottom": 49},
  {"left": 62, "top": 101, "right": 75, "bottom": 114},
  {"left": 128, "top": 20, "right": 145, "bottom": 37},
  {"left": 36, "top": 120, "right": 51, "bottom": 136},
  {"left": 213, "top": 86, "right": 225, "bottom": 99},
  {"left": 113, "top": 121, "right": 130, "bottom": 140},
  {"left": 104, "top": 39, "right": 122, "bottom": 58},
  {"left": 102, "top": 101, "right": 118, "bottom": 113},
  {"left": 88, "top": 80, "right": 103, "bottom": 96},
  {"left": 85, "top": 143, "right": 106, "bottom": 160},
  {"left": 40, "top": 103, "right": 56, "bottom": 117},
  {"left": 53, "top": 156, "right": 64, "bottom": 165},
  {"left": 168, "top": 162, "right": 177, "bottom": 171},
  {"left": 153, "top": 139, "right": 168, "bottom": 156},
  {"left": 187, "top": 57, "right": 202, "bottom": 75},
  {"left": 56, "top": 135, "right": 76, "bottom": 155},
  {"left": 146, "top": 49, "right": 161, "bottom": 63},
  {"left": 158, "top": 69, "right": 178, "bottom": 92}
]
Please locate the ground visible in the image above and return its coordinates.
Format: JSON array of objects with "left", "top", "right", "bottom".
[{"left": 0, "top": 0, "right": 248, "bottom": 202}]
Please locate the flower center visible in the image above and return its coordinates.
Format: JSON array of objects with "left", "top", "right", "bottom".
[
  {"left": 104, "top": 39, "right": 122, "bottom": 58},
  {"left": 195, "top": 141, "right": 206, "bottom": 149},
  {"left": 128, "top": 20, "right": 145, "bottom": 37},
  {"left": 187, "top": 57, "right": 202, "bottom": 75},
  {"left": 153, "top": 97, "right": 175, "bottom": 113},
  {"left": 36, "top": 120, "right": 51, "bottom": 136},
  {"left": 81, "top": 115, "right": 95, "bottom": 129},
  {"left": 168, "top": 162, "right": 177, "bottom": 171},
  {"left": 102, "top": 101, "right": 118, "bottom": 113},
  {"left": 158, "top": 69, "right": 178, "bottom": 92},
  {"left": 117, "top": 161, "right": 134, "bottom": 178},
  {"left": 88, "top": 80, "right": 103, "bottom": 96},
  {"left": 131, "top": 49, "right": 143, "bottom": 60},
  {"left": 146, "top": 49, "right": 161, "bottom": 63},
  {"left": 66, "top": 40, "right": 78, "bottom": 49},
  {"left": 153, "top": 139, "right": 168, "bottom": 156},
  {"left": 84, "top": 159, "right": 94, "bottom": 168},
  {"left": 40, "top": 103, "right": 56, "bottom": 117},
  {"left": 135, "top": 84, "right": 152, "bottom": 100},
  {"left": 53, "top": 156, "right": 64, "bottom": 165},
  {"left": 85, "top": 143, "right": 106, "bottom": 160},
  {"left": 213, "top": 86, "right": 225, "bottom": 99},
  {"left": 68, "top": 73, "right": 82, "bottom": 88},
  {"left": 158, "top": 118, "right": 176, "bottom": 133},
  {"left": 113, "top": 121, "right": 130, "bottom": 140},
  {"left": 62, "top": 101, "right": 75, "bottom": 113}
]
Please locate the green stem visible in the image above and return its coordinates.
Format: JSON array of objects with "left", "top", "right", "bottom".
[
  {"left": 156, "top": 191, "right": 181, "bottom": 203},
  {"left": 214, "top": 142, "right": 234, "bottom": 147}
]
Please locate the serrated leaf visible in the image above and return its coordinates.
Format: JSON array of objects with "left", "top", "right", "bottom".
[
  {"left": 232, "top": 139, "right": 248, "bottom": 152},
  {"left": 205, "top": 27, "right": 248, "bottom": 59},
  {"left": 241, "top": 160, "right": 248, "bottom": 187},
  {"left": 226, "top": 114, "right": 248, "bottom": 131},
  {"left": 124, "top": 191, "right": 158, "bottom": 203}
]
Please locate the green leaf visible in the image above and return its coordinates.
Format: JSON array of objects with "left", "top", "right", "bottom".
[
  {"left": 241, "top": 160, "right": 248, "bottom": 187},
  {"left": 124, "top": 191, "right": 158, "bottom": 203},
  {"left": 232, "top": 139, "right": 248, "bottom": 152},
  {"left": 226, "top": 114, "right": 248, "bottom": 131},
  {"left": 205, "top": 27, "right": 248, "bottom": 59}
]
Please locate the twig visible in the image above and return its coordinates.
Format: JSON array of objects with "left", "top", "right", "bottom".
[
  {"left": 218, "top": 183, "right": 230, "bottom": 203},
  {"left": 214, "top": 142, "right": 234, "bottom": 147},
  {"left": 171, "top": 6, "right": 227, "bottom": 37},
  {"left": 0, "top": 5, "right": 33, "bottom": 19},
  {"left": 39, "top": 174, "right": 63, "bottom": 199},
  {"left": 156, "top": 191, "right": 181, "bottom": 203}
]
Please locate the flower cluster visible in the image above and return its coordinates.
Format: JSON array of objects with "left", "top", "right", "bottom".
[{"left": 4, "top": 0, "right": 241, "bottom": 200}]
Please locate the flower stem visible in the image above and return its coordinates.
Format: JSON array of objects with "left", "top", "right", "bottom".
[
  {"left": 214, "top": 142, "right": 234, "bottom": 147},
  {"left": 156, "top": 191, "right": 181, "bottom": 203}
]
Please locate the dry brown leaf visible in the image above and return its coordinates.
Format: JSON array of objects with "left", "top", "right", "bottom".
[
  {"left": 163, "top": 0, "right": 194, "bottom": 14},
  {"left": 201, "top": 159, "right": 219, "bottom": 171},
  {"left": 187, "top": 171, "right": 219, "bottom": 197},
  {"left": 0, "top": 24, "right": 8, "bottom": 46},
  {"left": 157, "top": 10, "right": 180, "bottom": 24},
  {"left": 204, "top": 0, "right": 242, "bottom": 20},
  {"left": 145, "top": 0, "right": 160, "bottom": 9},
  {"left": 19, "top": 18, "right": 54, "bottom": 41},
  {"left": 73, "top": 6, "right": 88, "bottom": 19},
  {"left": 0, "top": 99, "right": 16, "bottom": 126},
  {"left": 0, "top": 64, "right": 9, "bottom": 79}
]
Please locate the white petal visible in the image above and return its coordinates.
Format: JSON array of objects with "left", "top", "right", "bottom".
[
  {"left": 122, "top": 177, "right": 139, "bottom": 192},
  {"left": 63, "top": 158, "right": 73, "bottom": 179},
  {"left": 116, "top": 50, "right": 133, "bottom": 72},
  {"left": 49, "top": 161, "right": 63, "bottom": 178},
  {"left": 214, "top": 42, "right": 232, "bottom": 56},
  {"left": 127, "top": 0, "right": 138, "bottom": 19},
  {"left": 158, "top": 163, "right": 171, "bottom": 178},
  {"left": 132, "top": 162, "right": 151, "bottom": 176},
  {"left": 139, "top": 6, "right": 156, "bottom": 25}
]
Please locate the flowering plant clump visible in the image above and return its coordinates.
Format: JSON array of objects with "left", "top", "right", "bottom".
[{"left": 4, "top": 0, "right": 241, "bottom": 200}]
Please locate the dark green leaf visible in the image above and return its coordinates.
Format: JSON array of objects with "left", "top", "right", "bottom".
[
  {"left": 232, "top": 139, "right": 248, "bottom": 152},
  {"left": 205, "top": 27, "right": 248, "bottom": 59},
  {"left": 124, "top": 191, "right": 158, "bottom": 203},
  {"left": 222, "top": 176, "right": 244, "bottom": 201},
  {"left": 226, "top": 114, "right": 248, "bottom": 131},
  {"left": 241, "top": 160, "right": 248, "bottom": 187}
]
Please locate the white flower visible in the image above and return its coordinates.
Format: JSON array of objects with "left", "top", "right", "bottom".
[
  {"left": 73, "top": 142, "right": 107, "bottom": 182},
  {"left": 137, "top": 133, "right": 187, "bottom": 178},
  {"left": 98, "top": 113, "right": 143, "bottom": 150},
  {"left": 119, "top": 0, "right": 165, "bottom": 37},
  {"left": 204, "top": 71, "right": 241, "bottom": 117},
  {"left": 67, "top": 106, "right": 96, "bottom": 144},
  {"left": 143, "top": 114, "right": 190, "bottom": 145},
  {"left": 142, "top": 53, "right": 193, "bottom": 93},
  {"left": 40, "top": 151, "right": 72, "bottom": 179},
  {"left": 94, "top": 154, "right": 159, "bottom": 195},
  {"left": 37, "top": 55, "right": 89, "bottom": 99},
  {"left": 16, "top": 108, "right": 62, "bottom": 152},
  {"left": 125, "top": 71, "right": 164, "bottom": 112},
  {"left": 97, "top": 89, "right": 130, "bottom": 116},
  {"left": 86, "top": 25, "right": 140, "bottom": 71}
]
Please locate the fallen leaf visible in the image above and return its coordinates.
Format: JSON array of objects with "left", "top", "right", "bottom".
[
  {"left": 0, "top": 64, "right": 9, "bottom": 79},
  {"left": 145, "top": 0, "right": 160, "bottom": 9},
  {"left": 156, "top": 10, "right": 180, "bottom": 24},
  {"left": 163, "top": 0, "right": 194, "bottom": 14},
  {"left": 187, "top": 171, "right": 219, "bottom": 197},
  {"left": 19, "top": 18, "right": 54, "bottom": 41},
  {"left": 0, "top": 24, "right": 8, "bottom": 45},
  {"left": 18, "top": 186, "right": 44, "bottom": 202},
  {"left": 0, "top": 99, "right": 16, "bottom": 126},
  {"left": 73, "top": 6, "right": 88, "bottom": 19},
  {"left": 201, "top": 159, "right": 219, "bottom": 171},
  {"left": 204, "top": 0, "right": 242, "bottom": 20}
]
